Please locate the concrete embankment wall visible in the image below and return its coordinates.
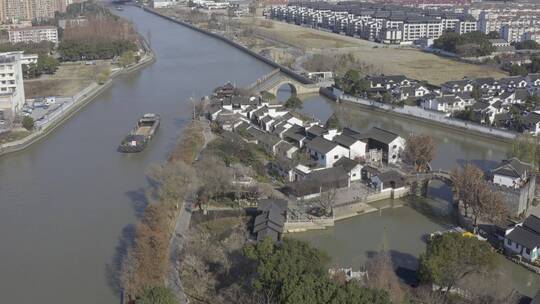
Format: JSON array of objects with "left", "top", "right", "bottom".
[
  {"left": 0, "top": 52, "right": 156, "bottom": 157},
  {"left": 285, "top": 187, "right": 410, "bottom": 232},
  {"left": 142, "top": 7, "right": 314, "bottom": 85},
  {"left": 333, "top": 93, "right": 515, "bottom": 143}
]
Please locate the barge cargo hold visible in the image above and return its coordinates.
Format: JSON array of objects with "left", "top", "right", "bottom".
[{"left": 118, "top": 113, "right": 160, "bottom": 153}]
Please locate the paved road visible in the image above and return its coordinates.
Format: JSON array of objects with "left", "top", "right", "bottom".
[{"left": 167, "top": 120, "right": 214, "bottom": 304}]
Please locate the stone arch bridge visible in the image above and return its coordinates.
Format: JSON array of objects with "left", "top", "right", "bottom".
[
  {"left": 405, "top": 170, "right": 453, "bottom": 197},
  {"left": 246, "top": 68, "right": 334, "bottom": 97}
]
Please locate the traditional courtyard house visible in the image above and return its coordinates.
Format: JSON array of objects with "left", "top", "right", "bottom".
[
  {"left": 504, "top": 215, "right": 540, "bottom": 262},
  {"left": 215, "top": 112, "right": 246, "bottom": 131},
  {"left": 367, "top": 75, "right": 387, "bottom": 89},
  {"left": 207, "top": 104, "right": 223, "bottom": 121},
  {"left": 334, "top": 157, "right": 362, "bottom": 182},
  {"left": 498, "top": 91, "right": 516, "bottom": 104},
  {"left": 384, "top": 75, "right": 412, "bottom": 89},
  {"left": 371, "top": 170, "right": 406, "bottom": 193},
  {"left": 283, "top": 124, "right": 307, "bottom": 147},
  {"left": 306, "top": 136, "right": 349, "bottom": 168},
  {"left": 441, "top": 79, "right": 473, "bottom": 94},
  {"left": 470, "top": 101, "right": 493, "bottom": 124},
  {"left": 284, "top": 166, "right": 350, "bottom": 199},
  {"left": 524, "top": 112, "right": 540, "bottom": 135},
  {"left": 361, "top": 127, "right": 405, "bottom": 164},
  {"left": 306, "top": 124, "right": 328, "bottom": 140},
  {"left": 247, "top": 128, "right": 282, "bottom": 155},
  {"left": 333, "top": 133, "right": 367, "bottom": 159},
  {"left": 528, "top": 74, "right": 540, "bottom": 88},
  {"left": 422, "top": 94, "right": 466, "bottom": 113},
  {"left": 490, "top": 158, "right": 536, "bottom": 216},
  {"left": 253, "top": 199, "right": 287, "bottom": 243},
  {"left": 514, "top": 88, "right": 529, "bottom": 104},
  {"left": 500, "top": 76, "right": 528, "bottom": 91},
  {"left": 275, "top": 140, "right": 298, "bottom": 160},
  {"left": 474, "top": 77, "right": 500, "bottom": 94},
  {"left": 492, "top": 158, "right": 533, "bottom": 189},
  {"left": 400, "top": 83, "right": 431, "bottom": 101}
]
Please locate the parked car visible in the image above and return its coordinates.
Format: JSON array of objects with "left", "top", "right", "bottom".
[
  {"left": 45, "top": 97, "right": 56, "bottom": 105},
  {"left": 34, "top": 101, "right": 45, "bottom": 108}
]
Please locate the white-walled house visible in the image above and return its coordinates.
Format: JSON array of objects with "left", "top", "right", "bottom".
[
  {"left": 305, "top": 136, "right": 349, "bottom": 168},
  {"left": 421, "top": 94, "right": 467, "bottom": 113},
  {"left": 371, "top": 170, "right": 406, "bottom": 192},
  {"left": 334, "top": 156, "right": 362, "bottom": 182},
  {"left": 491, "top": 158, "right": 532, "bottom": 189},
  {"left": 333, "top": 133, "right": 366, "bottom": 159},
  {"left": 504, "top": 215, "right": 540, "bottom": 262}
]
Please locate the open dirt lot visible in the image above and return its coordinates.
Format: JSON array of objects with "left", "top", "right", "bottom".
[
  {"left": 242, "top": 18, "right": 506, "bottom": 85},
  {"left": 24, "top": 61, "right": 112, "bottom": 98}
]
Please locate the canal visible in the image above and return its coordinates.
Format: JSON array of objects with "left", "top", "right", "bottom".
[
  {"left": 0, "top": 5, "right": 537, "bottom": 303},
  {"left": 0, "top": 5, "right": 272, "bottom": 304}
]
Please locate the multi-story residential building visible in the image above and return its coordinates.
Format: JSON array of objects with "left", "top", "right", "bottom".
[
  {"left": 0, "top": 0, "right": 75, "bottom": 23},
  {"left": 8, "top": 26, "right": 58, "bottom": 44},
  {"left": 0, "top": 51, "right": 25, "bottom": 115},
  {"left": 269, "top": 2, "right": 476, "bottom": 44}
]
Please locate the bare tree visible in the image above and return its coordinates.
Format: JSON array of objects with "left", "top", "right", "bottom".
[
  {"left": 452, "top": 164, "right": 509, "bottom": 226},
  {"left": 365, "top": 249, "right": 405, "bottom": 304},
  {"left": 403, "top": 134, "right": 436, "bottom": 172},
  {"left": 315, "top": 187, "right": 337, "bottom": 216}
]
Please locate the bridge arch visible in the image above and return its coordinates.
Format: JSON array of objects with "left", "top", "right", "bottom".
[{"left": 275, "top": 82, "right": 298, "bottom": 102}]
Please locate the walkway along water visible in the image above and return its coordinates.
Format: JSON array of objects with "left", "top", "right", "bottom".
[{"left": 0, "top": 38, "right": 155, "bottom": 157}]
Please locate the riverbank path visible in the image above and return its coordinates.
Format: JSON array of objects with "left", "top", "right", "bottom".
[{"left": 167, "top": 119, "right": 215, "bottom": 304}]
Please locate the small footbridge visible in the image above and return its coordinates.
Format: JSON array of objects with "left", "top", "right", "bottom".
[{"left": 246, "top": 68, "right": 334, "bottom": 96}]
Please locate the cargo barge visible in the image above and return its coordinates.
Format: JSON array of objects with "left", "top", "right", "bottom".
[{"left": 118, "top": 113, "right": 160, "bottom": 153}]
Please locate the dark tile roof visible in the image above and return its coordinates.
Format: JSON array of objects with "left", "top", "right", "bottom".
[
  {"left": 523, "top": 215, "right": 540, "bottom": 235},
  {"left": 333, "top": 134, "right": 359, "bottom": 147},
  {"left": 307, "top": 125, "right": 328, "bottom": 137},
  {"left": 470, "top": 101, "right": 490, "bottom": 111},
  {"left": 363, "top": 127, "right": 400, "bottom": 144},
  {"left": 492, "top": 158, "right": 532, "bottom": 178},
  {"left": 506, "top": 226, "right": 540, "bottom": 250},
  {"left": 333, "top": 157, "right": 360, "bottom": 172},
  {"left": 524, "top": 112, "right": 540, "bottom": 125},
  {"left": 283, "top": 124, "right": 306, "bottom": 142},
  {"left": 375, "top": 170, "right": 405, "bottom": 188},
  {"left": 306, "top": 136, "right": 339, "bottom": 154}
]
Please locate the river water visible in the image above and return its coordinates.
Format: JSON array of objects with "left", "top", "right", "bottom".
[
  {"left": 0, "top": 5, "right": 537, "bottom": 303},
  {"left": 0, "top": 6, "right": 271, "bottom": 303}
]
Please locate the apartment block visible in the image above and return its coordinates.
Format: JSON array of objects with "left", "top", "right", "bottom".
[
  {"left": 268, "top": 2, "right": 477, "bottom": 44},
  {"left": 8, "top": 26, "right": 58, "bottom": 44},
  {"left": 0, "top": 51, "right": 25, "bottom": 114}
]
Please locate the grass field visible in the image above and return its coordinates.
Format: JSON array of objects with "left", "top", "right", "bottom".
[
  {"left": 243, "top": 18, "right": 506, "bottom": 85},
  {"left": 24, "top": 61, "right": 112, "bottom": 98},
  {"left": 0, "top": 130, "right": 30, "bottom": 144}
]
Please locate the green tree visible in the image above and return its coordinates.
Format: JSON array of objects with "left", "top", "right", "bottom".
[
  {"left": 284, "top": 95, "right": 302, "bottom": 109},
  {"left": 136, "top": 287, "right": 177, "bottom": 304},
  {"left": 508, "top": 135, "right": 540, "bottom": 169},
  {"left": 118, "top": 50, "right": 136, "bottom": 67},
  {"left": 243, "top": 238, "right": 391, "bottom": 304},
  {"left": 471, "top": 85, "right": 482, "bottom": 101},
  {"left": 37, "top": 55, "right": 59, "bottom": 74},
  {"left": 324, "top": 113, "right": 342, "bottom": 130},
  {"left": 97, "top": 67, "right": 111, "bottom": 85},
  {"left": 509, "top": 64, "right": 528, "bottom": 76},
  {"left": 514, "top": 40, "right": 540, "bottom": 50},
  {"left": 261, "top": 91, "right": 275, "bottom": 102},
  {"left": 419, "top": 233, "right": 498, "bottom": 298},
  {"left": 22, "top": 116, "right": 34, "bottom": 130},
  {"left": 487, "top": 31, "right": 500, "bottom": 39}
]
